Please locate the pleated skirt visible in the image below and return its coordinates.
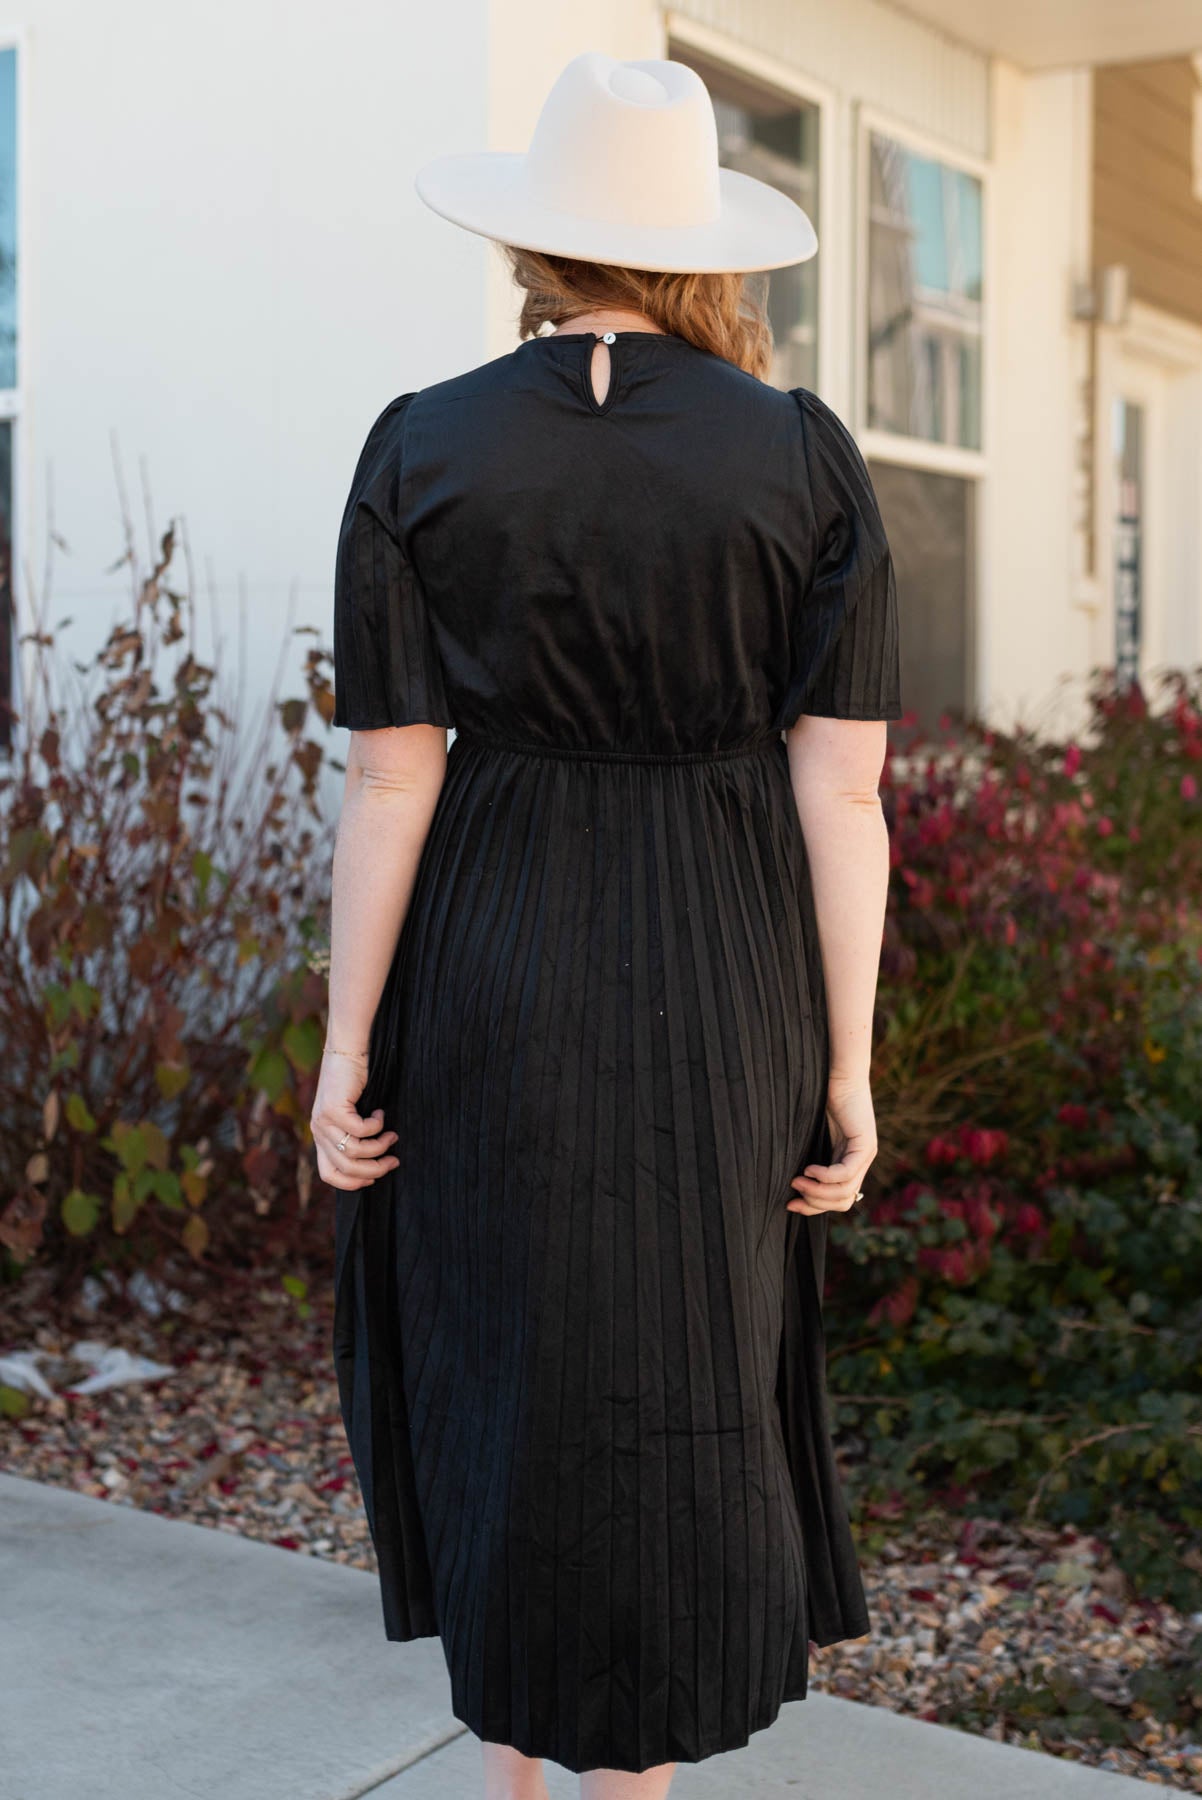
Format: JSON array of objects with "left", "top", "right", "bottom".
[{"left": 332, "top": 728, "right": 871, "bottom": 1775}]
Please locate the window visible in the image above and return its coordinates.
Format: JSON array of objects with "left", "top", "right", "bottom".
[
  {"left": 669, "top": 41, "right": 821, "bottom": 391},
  {"left": 0, "top": 421, "right": 10, "bottom": 748},
  {"left": 868, "top": 458, "right": 975, "bottom": 728},
  {"left": 1112, "top": 398, "right": 1144, "bottom": 690},
  {"left": 861, "top": 117, "right": 986, "bottom": 732},
  {"left": 0, "top": 44, "right": 16, "bottom": 753},
  {"left": 866, "top": 129, "right": 983, "bottom": 450}
]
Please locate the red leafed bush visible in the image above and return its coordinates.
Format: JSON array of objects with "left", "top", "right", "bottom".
[
  {"left": 826, "top": 671, "right": 1202, "bottom": 1593},
  {"left": 868, "top": 669, "right": 1202, "bottom": 1194}
]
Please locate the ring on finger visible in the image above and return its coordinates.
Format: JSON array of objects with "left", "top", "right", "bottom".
[
  {"left": 794, "top": 1187, "right": 865, "bottom": 1209},
  {"left": 336, "top": 1132, "right": 350, "bottom": 1153},
  {"left": 794, "top": 1176, "right": 865, "bottom": 1202}
]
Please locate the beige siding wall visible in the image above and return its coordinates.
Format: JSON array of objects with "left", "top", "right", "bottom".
[
  {"left": 668, "top": 0, "right": 990, "bottom": 156},
  {"left": 1094, "top": 58, "right": 1202, "bottom": 327}
]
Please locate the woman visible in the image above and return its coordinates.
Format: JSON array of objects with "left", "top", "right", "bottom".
[{"left": 312, "top": 50, "right": 902, "bottom": 1800}]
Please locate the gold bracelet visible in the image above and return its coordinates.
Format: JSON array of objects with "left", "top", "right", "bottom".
[{"left": 323, "top": 1045, "right": 369, "bottom": 1064}]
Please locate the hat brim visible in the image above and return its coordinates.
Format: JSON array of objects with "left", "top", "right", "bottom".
[{"left": 413, "top": 152, "right": 817, "bottom": 273}]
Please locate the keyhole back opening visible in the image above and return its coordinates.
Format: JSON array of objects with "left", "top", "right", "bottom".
[{"left": 582, "top": 332, "right": 620, "bottom": 416}]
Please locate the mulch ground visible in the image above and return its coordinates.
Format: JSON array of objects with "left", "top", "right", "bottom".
[{"left": 2, "top": 1264, "right": 1199, "bottom": 1792}]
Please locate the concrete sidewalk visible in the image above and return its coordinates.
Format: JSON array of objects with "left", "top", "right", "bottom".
[{"left": 0, "top": 1472, "right": 1160, "bottom": 1799}]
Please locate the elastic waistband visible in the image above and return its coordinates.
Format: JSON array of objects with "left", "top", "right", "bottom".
[{"left": 451, "top": 728, "right": 782, "bottom": 766}]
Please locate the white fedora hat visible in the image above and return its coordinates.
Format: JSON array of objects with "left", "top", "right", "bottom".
[{"left": 413, "top": 51, "right": 818, "bottom": 274}]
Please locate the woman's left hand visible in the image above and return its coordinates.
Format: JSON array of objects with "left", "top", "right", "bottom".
[
  {"left": 786, "top": 1079, "right": 878, "bottom": 1215},
  {"left": 311, "top": 1051, "right": 400, "bottom": 1191}
]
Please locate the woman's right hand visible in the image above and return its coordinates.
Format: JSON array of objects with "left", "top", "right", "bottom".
[
  {"left": 311, "top": 1050, "right": 400, "bottom": 1190},
  {"left": 786, "top": 1076, "right": 879, "bottom": 1216}
]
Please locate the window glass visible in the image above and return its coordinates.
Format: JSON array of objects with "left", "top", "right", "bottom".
[
  {"left": 0, "top": 420, "right": 11, "bottom": 750},
  {"left": 0, "top": 48, "right": 16, "bottom": 390},
  {"left": 867, "top": 457, "right": 976, "bottom": 729},
  {"left": 867, "top": 130, "right": 982, "bottom": 450},
  {"left": 670, "top": 43, "right": 820, "bottom": 391},
  {"left": 0, "top": 45, "right": 13, "bottom": 749},
  {"left": 1112, "top": 398, "right": 1144, "bottom": 690}
]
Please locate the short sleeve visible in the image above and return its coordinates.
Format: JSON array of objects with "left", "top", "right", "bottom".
[
  {"left": 778, "top": 388, "right": 903, "bottom": 725},
  {"left": 331, "top": 392, "right": 455, "bottom": 730}
]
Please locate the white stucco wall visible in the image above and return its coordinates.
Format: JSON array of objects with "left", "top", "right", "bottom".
[{"left": 17, "top": 0, "right": 487, "bottom": 732}]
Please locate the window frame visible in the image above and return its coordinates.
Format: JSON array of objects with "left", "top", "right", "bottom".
[
  {"left": 854, "top": 101, "right": 990, "bottom": 477},
  {"left": 854, "top": 101, "right": 990, "bottom": 726},
  {"left": 0, "top": 27, "right": 25, "bottom": 758},
  {"left": 664, "top": 12, "right": 837, "bottom": 395}
]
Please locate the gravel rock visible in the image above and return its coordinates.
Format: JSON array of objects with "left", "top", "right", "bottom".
[{"left": 2, "top": 1268, "right": 1197, "bottom": 1791}]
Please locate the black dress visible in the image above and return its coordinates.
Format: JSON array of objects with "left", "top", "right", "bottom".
[{"left": 330, "top": 328, "right": 902, "bottom": 1776}]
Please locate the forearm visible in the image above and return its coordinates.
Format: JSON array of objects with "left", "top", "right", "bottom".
[
  {"left": 327, "top": 764, "right": 444, "bottom": 1054},
  {"left": 789, "top": 778, "right": 890, "bottom": 1086}
]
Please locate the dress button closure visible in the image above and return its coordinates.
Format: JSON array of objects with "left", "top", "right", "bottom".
[{"left": 601, "top": 332, "right": 616, "bottom": 344}]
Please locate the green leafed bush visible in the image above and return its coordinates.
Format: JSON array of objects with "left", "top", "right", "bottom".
[{"left": 0, "top": 511, "right": 340, "bottom": 1287}]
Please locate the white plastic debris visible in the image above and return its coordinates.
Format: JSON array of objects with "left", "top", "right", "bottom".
[
  {"left": 79, "top": 1275, "right": 107, "bottom": 1315},
  {"left": 125, "top": 1270, "right": 188, "bottom": 1317},
  {"left": 0, "top": 1350, "right": 58, "bottom": 1400},
  {"left": 65, "top": 1342, "right": 175, "bottom": 1395}
]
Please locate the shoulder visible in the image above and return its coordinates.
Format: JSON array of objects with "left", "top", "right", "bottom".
[
  {"left": 789, "top": 385, "right": 861, "bottom": 455},
  {"left": 788, "top": 387, "right": 889, "bottom": 562},
  {"left": 788, "top": 385, "right": 874, "bottom": 489},
  {"left": 340, "top": 392, "right": 422, "bottom": 530},
  {"left": 690, "top": 346, "right": 800, "bottom": 420},
  {"left": 352, "top": 352, "right": 534, "bottom": 451},
  {"left": 351, "top": 390, "right": 418, "bottom": 471},
  {"left": 672, "top": 350, "right": 803, "bottom": 457},
  {"left": 406, "top": 346, "right": 529, "bottom": 415},
  {"left": 344, "top": 350, "right": 517, "bottom": 496}
]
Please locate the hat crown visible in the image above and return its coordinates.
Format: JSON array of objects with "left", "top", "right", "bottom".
[{"left": 524, "top": 53, "right": 722, "bottom": 232}]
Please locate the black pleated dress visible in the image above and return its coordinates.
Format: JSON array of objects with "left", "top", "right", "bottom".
[{"left": 329, "top": 328, "right": 902, "bottom": 1776}]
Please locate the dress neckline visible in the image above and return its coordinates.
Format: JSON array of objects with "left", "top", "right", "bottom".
[{"left": 527, "top": 330, "right": 693, "bottom": 347}]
